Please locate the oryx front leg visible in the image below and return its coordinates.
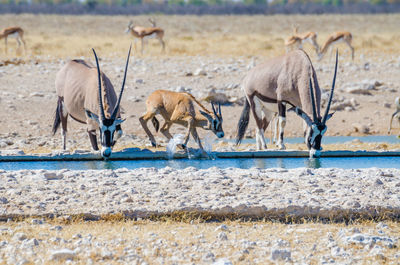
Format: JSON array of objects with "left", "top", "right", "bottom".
[
  {"left": 190, "top": 127, "right": 206, "bottom": 154},
  {"left": 87, "top": 129, "right": 99, "bottom": 151},
  {"left": 276, "top": 101, "right": 286, "bottom": 150},
  {"left": 182, "top": 117, "right": 195, "bottom": 150},
  {"left": 139, "top": 111, "right": 157, "bottom": 147}
]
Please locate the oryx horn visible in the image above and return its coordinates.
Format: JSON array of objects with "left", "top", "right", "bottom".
[
  {"left": 111, "top": 44, "right": 132, "bottom": 120},
  {"left": 211, "top": 102, "right": 217, "bottom": 116},
  {"left": 322, "top": 49, "right": 338, "bottom": 125},
  {"left": 309, "top": 77, "right": 318, "bottom": 123},
  {"left": 92, "top": 48, "right": 106, "bottom": 121}
]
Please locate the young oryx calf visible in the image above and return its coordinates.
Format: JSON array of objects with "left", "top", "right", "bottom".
[
  {"left": 139, "top": 90, "right": 224, "bottom": 152},
  {"left": 236, "top": 49, "right": 338, "bottom": 158},
  {"left": 52, "top": 47, "right": 131, "bottom": 158}
]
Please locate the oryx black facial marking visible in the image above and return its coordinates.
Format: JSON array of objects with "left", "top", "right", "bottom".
[
  {"left": 200, "top": 102, "right": 224, "bottom": 138},
  {"left": 289, "top": 50, "right": 338, "bottom": 158},
  {"left": 85, "top": 46, "right": 131, "bottom": 158}
]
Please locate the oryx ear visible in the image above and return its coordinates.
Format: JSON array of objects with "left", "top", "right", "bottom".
[
  {"left": 85, "top": 109, "right": 100, "bottom": 124},
  {"left": 288, "top": 107, "right": 313, "bottom": 126},
  {"left": 114, "top": 118, "right": 126, "bottom": 126},
  {"left": 199, "top": 110, "right": 213, "bottom": 121}
]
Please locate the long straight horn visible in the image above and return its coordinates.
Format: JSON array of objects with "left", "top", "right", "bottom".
[
  {"left": 322, "top": 49, "right": 338, "bottom": 125},
  {"left": 111, "top": 44, "right": 132, "bottom": 120},
  {"left": 211, "top": 102, "right": 217, "bottom": 116},
  {"left": 92, "top": 48, "right": 106, "bottom": 121},
  {"left": 309, "top": 77, "right": 318, "bottom": 123}
]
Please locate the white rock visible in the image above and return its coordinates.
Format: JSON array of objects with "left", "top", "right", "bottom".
[
  {"left": 217, "top": 232, "right": 228, "bottom": 241},
  {"left": 202, "top": 252, "right": 215, "bottom": 262},
  {"left": 49, "top": 249, "right": 76, "bottom": 261},
  {"left": 194, "top": 68, "right": 207, "bottom": 76},
  {"left": 270, "top": 248, "right": 291, "bottom": 261},
  {"left": 12, "top": 232, "right": 27, "bottom": 241},
  {"left": 43, "top": 172, "right": 63, "bottom": 180},
  {"left": 214, "top": 224, "right": 229, "bottom": 232},
  {"left": 212, "top": 258, "right": 233, "bottom": 265}
]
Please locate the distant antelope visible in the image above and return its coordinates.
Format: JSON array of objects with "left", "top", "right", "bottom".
[
  {"left": 52, "top": 47, "right": 131, "bottom": 158},
  {"left": 284, "top": 25, "right": 319, "bottom": 55},
  {"left": 0, "top": 26, "right": 26, "bottom": 55},
  {"left": 236, "top": 49, "right": 338, "bottom": 158},
  {"left": 318, "top": 31, "right": 354, "bottom": 60},
  {"left": 125, "top": 19, "right": 165, "bottom": 54},
  {"left": 388, "top": 97, "right": 400, "bottom": 135},
  {"left": 139, "top": 90, "right": 224, "bottom": 152}
]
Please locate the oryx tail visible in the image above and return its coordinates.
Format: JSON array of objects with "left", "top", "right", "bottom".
[
  {"left": 236, "top": 97, "right": 251, "bottom": 145},
  {"left": 52, "top": 97, "right": 63, "bottom": 135}
]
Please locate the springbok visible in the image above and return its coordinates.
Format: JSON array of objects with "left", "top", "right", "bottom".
[
  {"left": 284, "top": 25, "right": 319, "bottom": 55},
  {"left": 318, "top": 31, "right": 354, "bottom": 61},
  {"left": 125, "top": 19, "right": 165, "bottom": 54},
  {"left": 0, "top": 26, "right": 26, "bottom": 55},
  {"left": 139, "top": 90, "right": 224, "bottom": 152},
  {"left": 236, "top": 49, "right": 338, "bottom": 158},
  {"left": 52, "top": 46, "right": 131, "bottom": 158},
  {"left": 388, "top": 97, "right": 400, "bottom": 135}
]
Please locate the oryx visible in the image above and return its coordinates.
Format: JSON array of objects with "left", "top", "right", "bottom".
[
  {"left": 139, "top": 90, "right": 224, "bottom": 152},
  {"left": 52, "top": 46, "right": 131, "bottom": 158},
  {"left": 236, "top": 49, "right": 338, "bottom": 158}
]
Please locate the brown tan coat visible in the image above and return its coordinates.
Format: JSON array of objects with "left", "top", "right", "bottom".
[
  {"left": 139, "top": 90, "right": 224, "bottom": 152},
  {"left": 0, "top": 26, "right": 26, "bottom": 54}
]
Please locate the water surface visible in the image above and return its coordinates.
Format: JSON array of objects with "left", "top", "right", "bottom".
[{"left": 1, "top": 156, "right": 399, "bottom": 170}]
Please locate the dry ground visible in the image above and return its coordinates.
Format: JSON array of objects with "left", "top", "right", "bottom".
[
  {"left": 1, "top": 220, "right": 399, "bottom": 264},
  {"left": 0, "top": 14, "right": 399, "bottom": 58},
  {"left": 0, "top": 14, "right": 400, "bottom": 153},
  {"left": 1, "top": 14, "right": 400, "bottom": 265}
]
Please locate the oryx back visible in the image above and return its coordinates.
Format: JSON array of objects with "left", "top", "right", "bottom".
[
  {"left": 242, "top": 50, "right": 320, "bottom": 119},
  {"left": 55, "top": 60, "right": 118, "bottom": 129}
]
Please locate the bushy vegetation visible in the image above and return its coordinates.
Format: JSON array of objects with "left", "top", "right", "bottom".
[{"left": 0, "top": 0, "right": 399, "bottom": 14}]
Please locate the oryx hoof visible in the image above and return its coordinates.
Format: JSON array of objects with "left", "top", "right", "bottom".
[
  {"left": 178, "top": 144, "right": 186, "bottom": 150},
  {"left": 151, "top": 141, "right": 157, "bottom": 147},
  {"left": 278, "top": 144, "right": 286, "bottom": 150}
]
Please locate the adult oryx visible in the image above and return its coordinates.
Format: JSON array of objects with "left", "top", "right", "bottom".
[
  {"left": 52, "top": 46, "right": 131, "bottom": 158},
  {"left": 236, "top": 49, "right": 338, "bottom": 158}
]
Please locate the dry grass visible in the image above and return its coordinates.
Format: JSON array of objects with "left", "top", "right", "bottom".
[
  {"left": 1, "top": 219, "right": 399, "bottom": 264},
  {"left": 0, "top": 14, "right": 399, "bottom": 60}
]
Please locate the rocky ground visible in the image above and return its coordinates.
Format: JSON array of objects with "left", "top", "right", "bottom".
[
  {"left": 1, "top": 167, "right": 400, "bottom": 264},
  {"left": 0, "top": 53, "right": 400, "bottom": 154},
  {"left": 1, "top": 220, "right": 399, "bottom": 264}
]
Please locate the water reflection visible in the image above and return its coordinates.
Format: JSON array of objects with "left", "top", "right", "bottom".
[
  {"left": 1, "top": 156, "right": 400, "bottom": 170},
  {"left": 306, "top": 158, "right": 322, "bottom": 169}
]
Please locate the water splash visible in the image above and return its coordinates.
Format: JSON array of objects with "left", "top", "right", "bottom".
[
  {"left": 203, "top": 133, "right": 214, "bottom": 155},
  {"left": 166, "top": 134, "right": 185, "bottom": 159}
]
